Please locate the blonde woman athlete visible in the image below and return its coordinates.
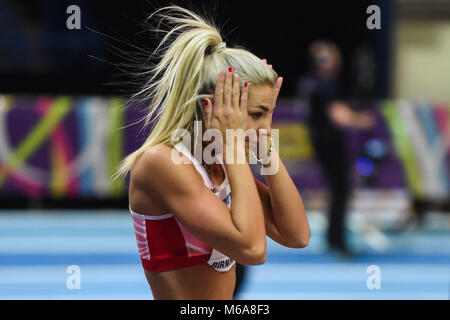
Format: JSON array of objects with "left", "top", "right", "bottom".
[{"left": 114, "top": 5, "right": 311, "bottom": 300}]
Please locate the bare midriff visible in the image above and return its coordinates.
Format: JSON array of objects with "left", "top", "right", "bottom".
[{"left": 144, "top": 263, "right": 236, "bottom": 300}]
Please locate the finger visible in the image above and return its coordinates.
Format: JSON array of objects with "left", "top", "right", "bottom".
[
  {"left": 274, "top": 76, "right": 283, "bottom": 98},
  {"left": 240, "top": 81, "right": 248, "bottom": 114},
  {"left": 203, "top": 98, "right": 212, "bottom": 129},
  {"left": 232, "top": 69, "right": 240, "bottom": 110},
  {"left": 269, "top": 64, "right": 273, "bottom": 69},
  {"left": 262, "top": 58, "right": 267, "bottom": 64},
  {"left": 223, "top": 66, "right": 233, "bottom": 113},
  {"left": 213, "top": 72, "right": 225, "bottom": 116}
]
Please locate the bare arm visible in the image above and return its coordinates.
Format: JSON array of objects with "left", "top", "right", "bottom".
[
  {"left": 132, "top": 68, "right": 267, "bottom": 265},
  {"left": 254, "top": 147, "right": 311, "bottom": 248},
  {"left": 224, "top": 140, "right": 267, "bottom": 258},
  {"left": 328, "top": 101, "right": 375, "bottom": 129},
  {"left": 255, "top": 60, "right": 311, "bottom": 247},
  {"left": 132, "top": 145, "right": 266, "bottom": 265}
]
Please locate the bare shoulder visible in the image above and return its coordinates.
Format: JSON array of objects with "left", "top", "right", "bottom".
[{"left": 131, "top": 144, "right": 203, "bottom": 196}]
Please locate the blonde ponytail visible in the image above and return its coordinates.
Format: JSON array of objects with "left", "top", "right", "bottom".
[{"left": 112, "top": 5, "right": 278, "bottom": 181}]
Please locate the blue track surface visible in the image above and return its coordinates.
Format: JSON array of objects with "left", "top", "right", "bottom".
[{"left": 0, "top": 210, "right": 449, "bottom": 300}]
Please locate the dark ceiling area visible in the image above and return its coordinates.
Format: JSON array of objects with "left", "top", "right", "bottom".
[{"left": 0, "top": 0, "right": 390, "bottom": 97}]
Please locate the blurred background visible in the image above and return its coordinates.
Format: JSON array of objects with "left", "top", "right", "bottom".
[{"left": 0, "top": 0, "right": 449, "bottom": 299}]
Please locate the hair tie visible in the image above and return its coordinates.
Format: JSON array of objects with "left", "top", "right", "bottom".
[{"left": 212, "top": 42, "right": 226, "bottom": 54}]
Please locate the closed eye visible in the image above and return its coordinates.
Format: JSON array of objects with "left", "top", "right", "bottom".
[{"left": 250, "top": 112, "right": 263, "bottom": 120}]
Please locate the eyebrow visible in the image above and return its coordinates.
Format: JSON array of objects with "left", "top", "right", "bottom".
[{"left": 255, "top": 105, "right": 270, "bottom": 112}]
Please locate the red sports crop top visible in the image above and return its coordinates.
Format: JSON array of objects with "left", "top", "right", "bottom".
[{"left": 129, "top": 141, "right": 235, "bottom": 272}]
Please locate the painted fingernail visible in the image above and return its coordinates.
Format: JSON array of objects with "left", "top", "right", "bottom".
[
  {"left": 228, "top": 66, "right": 232, "bottom": 72},
  {"left": 244, "top": 82, "right": 248, "bottom": 87},
  {"left": 233, "top": 69, "right": 239, "bottom": 78},
  {"left": 204, "top": 99, "right": 208, "bottom": 106}
]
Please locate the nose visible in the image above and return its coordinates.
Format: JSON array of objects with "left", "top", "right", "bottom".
[{"left": 261, "top": 116, "right": 272, "bottom": 134}]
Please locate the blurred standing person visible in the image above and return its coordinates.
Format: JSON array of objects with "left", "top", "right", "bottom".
[{"left": 296, "top": 40, "right": 374, "bottom": 256}]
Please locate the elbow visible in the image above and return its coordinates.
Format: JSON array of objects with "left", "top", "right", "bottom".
[
  {"left": 251, "top": 247, "right": 267, "bottom": 265},
  {"left": 299, "top": 232, "right": 311, "bottom": 248},
  {"left": 297, "top": 238, "right": 310, "bottom": 248},
  {"left": 287, "top": 233, "right": 311, "bottom": 249},
  {"left": 240, "top": 242, "right": 267, "bottom": 265}
]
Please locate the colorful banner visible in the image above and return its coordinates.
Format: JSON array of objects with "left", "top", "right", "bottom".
[{"left": 0, "top": 95, "right": 449, "bottom": 200}]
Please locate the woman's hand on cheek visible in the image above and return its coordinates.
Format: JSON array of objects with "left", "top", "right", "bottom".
[
  {"left": 203, "top": 68, "right": 249, "bottom": 154},
  {"left": 262, "top": 58, "right": 283, "bottom": 104}
]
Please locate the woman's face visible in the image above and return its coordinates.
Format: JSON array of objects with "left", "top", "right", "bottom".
[
  {"left": 201, "top": 83, "right": 277, "bottom": 158},
  {"left": 245, "top": 84, "right": 277, "bottom": 155}
]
